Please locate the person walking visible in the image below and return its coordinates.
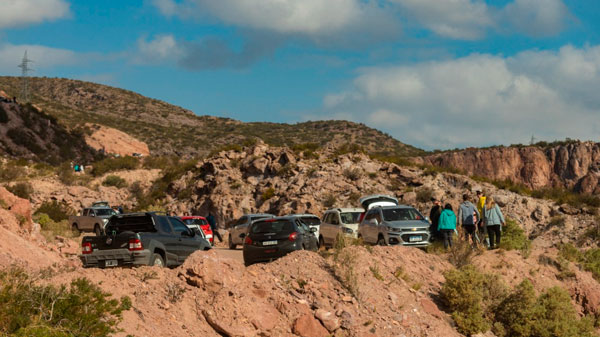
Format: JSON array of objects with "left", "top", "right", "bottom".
[
  {"left": 438, "top": 204, "right": 457, "bottom": 249},
  {"left": 458, "top": 193, "right": 480, "bottom": 247},
  {"left": 429, "top": 198, "right": 443, "bottom": 241},
  {"left": 484, "top": 197, "right": 505, "bottom": 249},
  {"left": 207, "top": 212, "right": 222, "bottom": 242},
  {"left": 476, "top": 190, "right": 489, "bottom": 248}
]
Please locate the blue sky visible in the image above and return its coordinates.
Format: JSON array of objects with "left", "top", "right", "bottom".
[{"left": 1, "top": 0, "right": 599, "bottom": 150}]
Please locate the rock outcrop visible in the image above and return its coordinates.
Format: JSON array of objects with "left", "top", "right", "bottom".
[{"left": 419, "top": 141, "right": 600, "bottom": 193}]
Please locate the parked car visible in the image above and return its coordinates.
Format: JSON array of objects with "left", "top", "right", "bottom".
[
  {"left": 319, "top": 208, "right": 364, "bottom": 248},
  {"left": 80, "top": 212, "right": 211, "bottom": 268},
  {"left": 242, "top": 216, "right": 319, "bottom": 266},
  {"left": 229, "top": 213, "right": 274, "bottom": 249},
  {"left": 358, "top": 205, "right": 431, "bottom": 247},
  {"left": 287, "top": 213, "right": 321, "bottom": 240},
  {"left": 69, "top": 203, "right": 119, "bottom": 235},
  {"left": 358, "top": 194, "right": 399, "bottom": 222},
  {"left": 180, "top": 216, "right": 213, "bottom": 245}
]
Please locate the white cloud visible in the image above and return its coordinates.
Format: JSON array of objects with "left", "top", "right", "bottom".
[
  {"left": 323, "top": 45, "right": 600, "bottom": 149},
  {"left": 135, "top": 34, "right": 183, "bottom": 64},
  {"left": 0, "top": 43, "right": 78, "bottom": 74},
  {"left": 153, "top": 0, "right": 399, "bottom": 39},
  {"left": 501, "top": 0, "right": 569, "bottom": 36},
  {"left": 392, "top": 0, "right": 493, "bottom": 40},
  {"left": 0, "top": 0, "right": 70, "bottom": 28}
]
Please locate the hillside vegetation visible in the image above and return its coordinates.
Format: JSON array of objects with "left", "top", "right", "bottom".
[{"left": 0, "top": 76, "right": 423, "bottom": 158}]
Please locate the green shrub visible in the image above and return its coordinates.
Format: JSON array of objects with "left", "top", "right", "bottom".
[
  {"left": 142, "top": 156, "right": 174, "bottom": 170},
  {"left": 558, "top": 243, "right": 583, "bottom": 263},
  {"left": 323, "top": 193, "right": 337, "bottom": 208},
  {"left": 495, "top": 280, "right": 595, "bottom": 337},
  {"left": 0, "top": 267, "right": 131, "bottom": 337},
  {"left": 416, "top": 188, "right": 433, "bottom": 203},
  {"left": 582, "top": 248, "right": 600, "bottom": 282},
  {"left": 0, "top": 163, "right": 24, "bottom": 181},
  {"left": 549, "top": 215, "right": 566, "bottom": 227},
  {"left": 35, "top": 200, "right": 74, "bottom": 222},
  {"left": 499, "top": 219, "right": 531, "bottom": 257},
  {"left": 6, "top": 182, "right": 33, "bottom": 199},
  {"left": 334, "top": 144, "right": 364, "bottom": 156},
  {"left": 441, "top": 265, "right": 507, "bottom": 335},
  {"left": 262, "top": 188, "right": 275, "bottom": 201},
  {"left": 92, "top": 156, "right": 140, "bottom": 176},
  {"left": 102, "top": 175, "right": 128, "bottom": 188},
  {"left": 343, "top": 167, "right": 362, "bottom": 181}
]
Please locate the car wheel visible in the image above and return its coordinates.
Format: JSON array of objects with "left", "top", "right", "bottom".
[
  {"left": 377, "top": 235, "right": 387, "bottom": 246},
  {"left": 94, "top": 225, "right": 102, "bottom": 236},
  {"left": 228, "top": 235, "right": 236, "bottom": 250},
  {"left": 72, "top": 223, "right": 80, "bottom": 235},
  {"left": 150, "top": 253, "right": 165, "bottom": 267}
]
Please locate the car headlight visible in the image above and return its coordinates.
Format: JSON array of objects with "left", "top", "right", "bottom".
[
  {"left": 386, "top": 226, "right": 400, "bottom": 233},
  {"left": 342, "top": 227, "right": 353, "bottom": 234},
  {"left": 102, "top": 218, "right": 109, "bottom": 224}
]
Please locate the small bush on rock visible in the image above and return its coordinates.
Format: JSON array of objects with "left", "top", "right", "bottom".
[
  {"left": 102, "top": 175, "right": 128, "bottom": 188},
  {"left": 416, "top": 188, "right": 433, "bottom": 203},
  {"left": 35, "top": 200, "right": 74, "bottom": 222},
  {"left": 6, "top": 182, "right": 33, "bottom": 199},
  {"left": 92, "top": 156, "right": 140, "bottom": 176},
  {"left": 0, "top": 267, "right": 131, "bottom": 337},
  {"left": 499, "top": 219, "right": 531, "bottom": 257}
]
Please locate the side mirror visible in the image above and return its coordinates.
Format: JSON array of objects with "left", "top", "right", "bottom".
[
  {"left": 310, "top": 227, "right": 317, "bottom": 233},
  {"left": 239, "top": 233, "right": 246, "bottom": 239}
]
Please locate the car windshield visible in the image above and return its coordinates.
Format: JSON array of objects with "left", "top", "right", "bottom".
[
  {"left": 251, "top": 220, "right": 294, "bottom": 234},
  {"left": 301, "top": 217, "right": 320, "bottom": 226},
  {"left": 340, "top": 212, "right": 362, "bottom": 224},
  {"left": 183, "top": 218, "right": 207, "bottom": 226},
  {"left": 95, "top": 208, "right": 117, "bottom": 216},
  {"left": 382, "top": 208, "right": 423, "bottom": 221}
]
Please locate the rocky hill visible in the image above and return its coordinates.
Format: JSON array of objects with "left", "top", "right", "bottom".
[
  {"left": 0, "top": 99, "right": 98, "bottom": 164},
  {"left": 0, "top": 76, "right": 423, "bottom": 158},
  {"left": 418, "top": 141, "right": 600, "bottom": 194}
]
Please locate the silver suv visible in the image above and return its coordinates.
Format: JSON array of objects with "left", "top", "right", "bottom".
[
  {"left": 319, "top": 208, "right": 364, "bottom": 248},
  {"left": 229, "top": 213, "right": 274, "bottom": 249},
  {"left": 358, "top": 205, "right": 430, "bottom": 247}
]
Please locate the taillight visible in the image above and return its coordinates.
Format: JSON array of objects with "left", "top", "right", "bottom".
[
  {"left": 244, "top": 236, "right": 252, "bottom": 245},
  {"left": 289, "top": 232, "right": 298, "bottom": 241},
  {"left": 82, "top": 242, "right": 93, "bottom": 254},
  {"left": 128, "top": 238, "right": 143, "bottom": 251}
]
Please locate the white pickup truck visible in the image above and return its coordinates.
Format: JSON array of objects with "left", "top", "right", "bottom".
[{"left": 69, "top": 202, "right": 118, "bottom": 235}]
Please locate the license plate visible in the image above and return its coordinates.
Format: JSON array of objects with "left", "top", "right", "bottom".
[
  {"left": 262, "top": 240, "right": 277, "bottom": 246},
  {"left": 409, "top": 236, "right": 422, "bottom": 242},
  {"left": 105, "top": 260, "right": 118, "bottom": 267}
]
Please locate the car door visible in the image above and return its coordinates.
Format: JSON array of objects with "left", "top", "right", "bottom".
[
  {"left": 85, "top": 209, "right": 96, "bottom": 231},
  {"left": 363, "top": 210, "right": 377, "bottom": 243},
  {"left": 169, "top": 217, "right": 200, "bottom": 262},
  {"left": 298, "top": 220, "right": 316, "bottom": 250},
  {"left": 232, "top": 216, "right": 247, "bottom": 245},
  {"left": 155, "top": 216, "right": 179, "bottom": 266},
  {"left": 320, "top": 213, "right": 330, "bottom": 242},
  {"left": 374, "top": 210, "right": 384, "bottom": 240},
  {"left": 328, "top": 213, "right": 342, "bottom": 245}
]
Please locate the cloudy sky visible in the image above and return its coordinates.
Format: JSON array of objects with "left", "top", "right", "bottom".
[{"left": 1, "top": 0, "right": 599, "bottom": 150}]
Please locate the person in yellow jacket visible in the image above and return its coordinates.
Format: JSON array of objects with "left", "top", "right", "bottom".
[{"left": 476, "top": 190, "right": 489, "bottom": 247}]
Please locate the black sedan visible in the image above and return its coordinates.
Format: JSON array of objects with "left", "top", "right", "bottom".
[{"left": 242, "top": 216, "right": 318, "bottom": 266}]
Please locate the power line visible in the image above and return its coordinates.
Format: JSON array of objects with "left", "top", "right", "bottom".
[{"left": 17, "top": 50, "right": 34, "bottom": 103}]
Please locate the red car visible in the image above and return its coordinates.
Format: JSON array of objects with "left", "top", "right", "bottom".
[{"left": 180, "top": 216, "right": 213, "bottom": 245}]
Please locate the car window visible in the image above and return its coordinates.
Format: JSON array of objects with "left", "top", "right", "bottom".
[
  {"left": 382, "top": 208, "right": 422, "bottom": 221},
  {"left": 169, "top": 217, "right": 190, "bottom": 234},
  {"left": 157, "top": 216, "right": 172, "bottom": 233},
  {"left": 330, "top": 214, "right": 339, "bottom": 225},
  {"left": 340, "top": 212, "right": 362, "bottom": 224},
  {"left": 250, "top": 220, "right": 294, "bottom": 234},
  {"left": 237, "top": 216, "right": 248, "bottom": 225},
  {"left": 184, "top": 218, "right": 207, "bottom": 226},
  {"left": 95, "top": 208, "right": 117, "bottom": 216},
  {"left": 83, "top": 209, "right": 89, "bottom": 216},
  {"left": 301, "top": 217, "right": 320, "bottom": 226},
  {"left": 322, "top": 213, "right": 330, "bottom": 223},
  {"left": 250, "top": 216, "right": 270, "bottom": 222}
]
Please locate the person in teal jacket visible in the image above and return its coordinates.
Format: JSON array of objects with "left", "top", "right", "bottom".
[{"left": 437, "top": 204, "right": 457, "bottom": 249}]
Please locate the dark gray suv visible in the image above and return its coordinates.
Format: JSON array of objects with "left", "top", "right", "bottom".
[{"left": 358, "top": 205, "right": 431, "bottom": 247}]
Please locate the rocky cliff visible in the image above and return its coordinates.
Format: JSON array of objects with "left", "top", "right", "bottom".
[{"left": 419, "top": 141, "right": 600, "bottom": 193}]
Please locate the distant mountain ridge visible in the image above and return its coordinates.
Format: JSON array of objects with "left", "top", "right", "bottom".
[{"left": 0, "top": 76, "right": 423, "bottom": 158}]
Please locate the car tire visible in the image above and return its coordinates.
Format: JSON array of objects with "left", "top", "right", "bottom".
[
  {"left": 72, "top": 223, "right": 80, "bottom": 235},
  {"left": 150, "top": 253, "right": 165, "bottom": 267},
  {"left": 377, "top": 235, "right": 387, "bottom": 246},
  {"left": 94, "top": 224, "right": 102, "bottom": 236},
  {"left": 228, "top": 235, "right": 236, "bottom": 250}
]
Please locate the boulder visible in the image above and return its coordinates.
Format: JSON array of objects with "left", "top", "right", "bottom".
[
  {"left": 293, "top": 313, "right": 329, "bottom": 337},
  {"left": 315, "top": 309, "right": 340, "bottom": 332}
]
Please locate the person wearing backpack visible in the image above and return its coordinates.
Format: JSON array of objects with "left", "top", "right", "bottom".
[
  {"left": 437, "top": 203, "right": 457, "bottom": 250},
  {"left": 457, "top": 193, "right": 480, "bottom": 247},
  {"left": 484, "top": 196, "right": 505, "bottom": 249}
]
